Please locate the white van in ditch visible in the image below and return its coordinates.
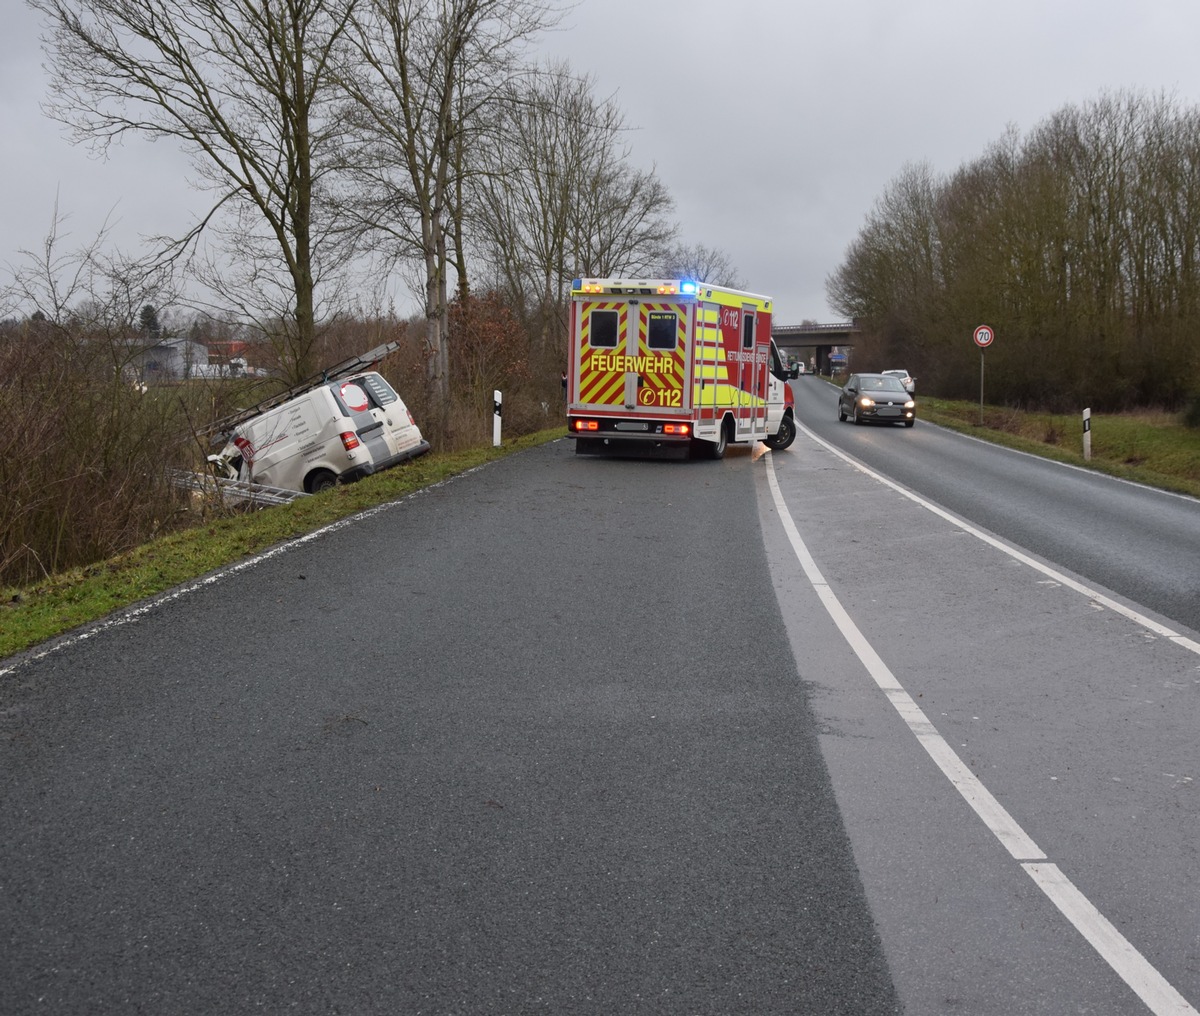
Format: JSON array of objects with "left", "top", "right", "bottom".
[{"left": 207, "top": 370, "right": 429, "bottom": 494}]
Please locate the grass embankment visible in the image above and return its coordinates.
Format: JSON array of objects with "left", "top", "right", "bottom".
[
  {"left": 918, "top": 398, "right": 1200, "bottom": 499},
  {"left": 0, "top": 429, "right": 564, "bottom": 662}
]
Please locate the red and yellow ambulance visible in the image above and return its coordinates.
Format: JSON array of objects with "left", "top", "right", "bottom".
[{"left": 566, "top": 278, "right": 797, "bottom": 458}]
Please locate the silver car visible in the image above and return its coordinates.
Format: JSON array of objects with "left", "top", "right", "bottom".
[{"left": 882, "top": 368, "right": 915, "bottom": 393}]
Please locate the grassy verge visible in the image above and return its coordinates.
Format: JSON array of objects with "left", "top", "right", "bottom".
[
  {"left": 917, "top": 398, "right": 1200, "bottom": 498},
  {"left": 1, "top": 428, "right": 565, "bottom": 662}
]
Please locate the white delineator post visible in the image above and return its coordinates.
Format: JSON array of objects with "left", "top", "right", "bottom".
[
  {"left": 493, "top": 390, "right": 502, "bottom": 447},
  {"left": 1083, "top": 407, "right": 1092, "bottom": 461}
]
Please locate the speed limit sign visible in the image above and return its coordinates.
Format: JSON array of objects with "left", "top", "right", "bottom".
[{"left": 973, "top": 324, "right": 995, "bottom": 348}]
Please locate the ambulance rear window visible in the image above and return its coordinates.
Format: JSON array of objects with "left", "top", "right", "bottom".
[
  {"left": 647, "top": 311, "right": 677, "bottom": 350},
  {"left": 589, "top": 309, "right": 618, "bottom": 348}
]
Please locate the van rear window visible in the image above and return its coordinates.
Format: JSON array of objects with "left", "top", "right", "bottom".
[{"left": 358, "top": 373, "right": 399, "bottom": 407}]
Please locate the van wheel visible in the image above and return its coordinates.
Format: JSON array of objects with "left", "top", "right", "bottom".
[{"left": 307, "top": 470, "right": 337, "bottom": 493}]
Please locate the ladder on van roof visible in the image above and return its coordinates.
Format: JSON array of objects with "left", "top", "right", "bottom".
[{"left": 200, "top": 341, "right": 401, "bottom": 442}]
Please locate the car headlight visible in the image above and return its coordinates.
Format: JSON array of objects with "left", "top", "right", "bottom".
[
  {"left": 904, "top": 400, "right": 915, "bottom": 409},
  {"left": 859, "top": 397, "right": 875, "bottom": 408}
]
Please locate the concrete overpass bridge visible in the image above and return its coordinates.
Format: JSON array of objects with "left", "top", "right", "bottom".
[{"left": 772, "top": 320, "right": 858, "bottom": 374}]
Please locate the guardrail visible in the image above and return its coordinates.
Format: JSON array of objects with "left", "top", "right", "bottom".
[{"left": 772, "top": 321, "right": 857, "bottom": 335}]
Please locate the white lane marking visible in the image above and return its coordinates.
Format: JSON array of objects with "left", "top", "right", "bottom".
[
  {"left": 763, "top": 456, "right": 1044, "bottom": 860},
  {"left": 1025, "top": 863, "right": 1199, "bottom": 1015},
  {"left": 764, "top": 449, "right": 1199, "bottom": 1016},
  {"left": 798, "top": 423, "right": 1200, "bottom": 659}
]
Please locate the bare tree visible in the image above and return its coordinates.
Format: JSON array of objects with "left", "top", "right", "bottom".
[
  {"left": 658, "top": 242, "right": 744, "bottom": 289},
  {"left": 0, "top": 209, "right": 187, "bottom": 587},
  {"left": 4, "top": 204, "right": 179, "bottom": 375},
  {"left": 337, "top": 0, "right": 564, "bottom": 425},
  {"left": 29, "top": 0, "right": 359, "bottom": 381},
  {"left": 468, "top": 61, "right": 676, "bottom": 362}
]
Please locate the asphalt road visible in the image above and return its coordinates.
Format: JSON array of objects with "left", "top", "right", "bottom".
[
  {"left": 791, "top": 376, "right": 1200, "bottom": 634},
  {"left": 0, "top": 443, "right": 900, "bottom": 1015},
  {"left": 766, "top": 383, "right": 1200, "bottom": 1014},
  {"left": 4, "top": 401, "right": 1199, "bottom": 1015}
]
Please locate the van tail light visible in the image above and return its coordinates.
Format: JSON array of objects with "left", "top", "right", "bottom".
[
  {"left": 662, "top": 423, "right": 690, "bottom": 436},
  {"left": 407, "top": 410, "right": 417, "bottom": 426},
  {"left": 340, "top": 431, "right": 361, "bottom": 451}
]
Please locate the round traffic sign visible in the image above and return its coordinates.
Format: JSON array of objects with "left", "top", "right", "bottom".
[{"left": 973, "top": 324, "right": 995, "bottom": 348}]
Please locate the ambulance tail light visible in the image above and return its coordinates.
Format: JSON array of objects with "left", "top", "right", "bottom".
[
  {"left": 573, "top": 419, "right": 599, "bottom": 432},
  {"left": 340, "top": 431, "right": 361, "bottom": 451},
  {"left": 662, "top": 423, "right": 690, "bottom": 436}
]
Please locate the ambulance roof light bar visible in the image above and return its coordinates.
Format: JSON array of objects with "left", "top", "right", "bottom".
[{"left": 572, "top": 278, "right": 700, "bottom": 296}]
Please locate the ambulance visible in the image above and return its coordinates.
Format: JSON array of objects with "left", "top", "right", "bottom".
[{"left": 566, "top": 278, "right": 797, "bottom": 458}]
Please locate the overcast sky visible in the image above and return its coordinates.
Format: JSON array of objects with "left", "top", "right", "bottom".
[{"left": 6, "top": 0, "right": 1200, "bottom": 325}]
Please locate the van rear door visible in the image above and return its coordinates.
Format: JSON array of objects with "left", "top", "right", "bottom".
[{"left": 334, "top": 379, "right": 394, "bottom": 472}]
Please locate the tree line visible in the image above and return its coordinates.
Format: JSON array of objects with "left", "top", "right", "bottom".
[{"left": 827, "top": 89, "right": 1200, "bottom": 413}]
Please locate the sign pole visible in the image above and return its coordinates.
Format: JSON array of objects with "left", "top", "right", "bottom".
[
  {"left": 972, "top": 325, "right": 995, "bottom": 425},
  {"left": 979, "top": 349, "right": 985, "bottom": 425}
]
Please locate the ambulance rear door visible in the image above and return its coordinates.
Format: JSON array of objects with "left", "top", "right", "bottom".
[
  {"left": 573, "top": 296, "right": 691, "bottom": 420},
  {"left": 633, "top": 298, "right": 690, "bottom": 417}
]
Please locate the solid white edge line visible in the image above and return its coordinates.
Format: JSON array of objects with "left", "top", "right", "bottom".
[
  {"left": 764, "top": 456, "right": 1043, "bottom": 860},
  {"left": 0, "top": 468, "right": 487, "bottom": 679},
  {"left": 1024, "top": 863, "right": 1199, "bottom": 1015},
  {"left": 764, "top": 447, "right": 1199, "bottom": 1016}
]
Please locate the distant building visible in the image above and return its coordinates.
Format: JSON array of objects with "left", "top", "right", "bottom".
[{"left": 129, "top": 337, "right": 210, "bottom": 381}]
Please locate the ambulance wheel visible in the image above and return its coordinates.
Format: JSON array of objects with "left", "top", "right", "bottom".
[
  {"left": 307, "top": 469, "right": 338, "bottom": 493},
  {"left": 763, "top": 415, "right": 796, "bottom": 451},
  {"left": 710, "top": 420, "right": 730, "bottom": 459}
]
